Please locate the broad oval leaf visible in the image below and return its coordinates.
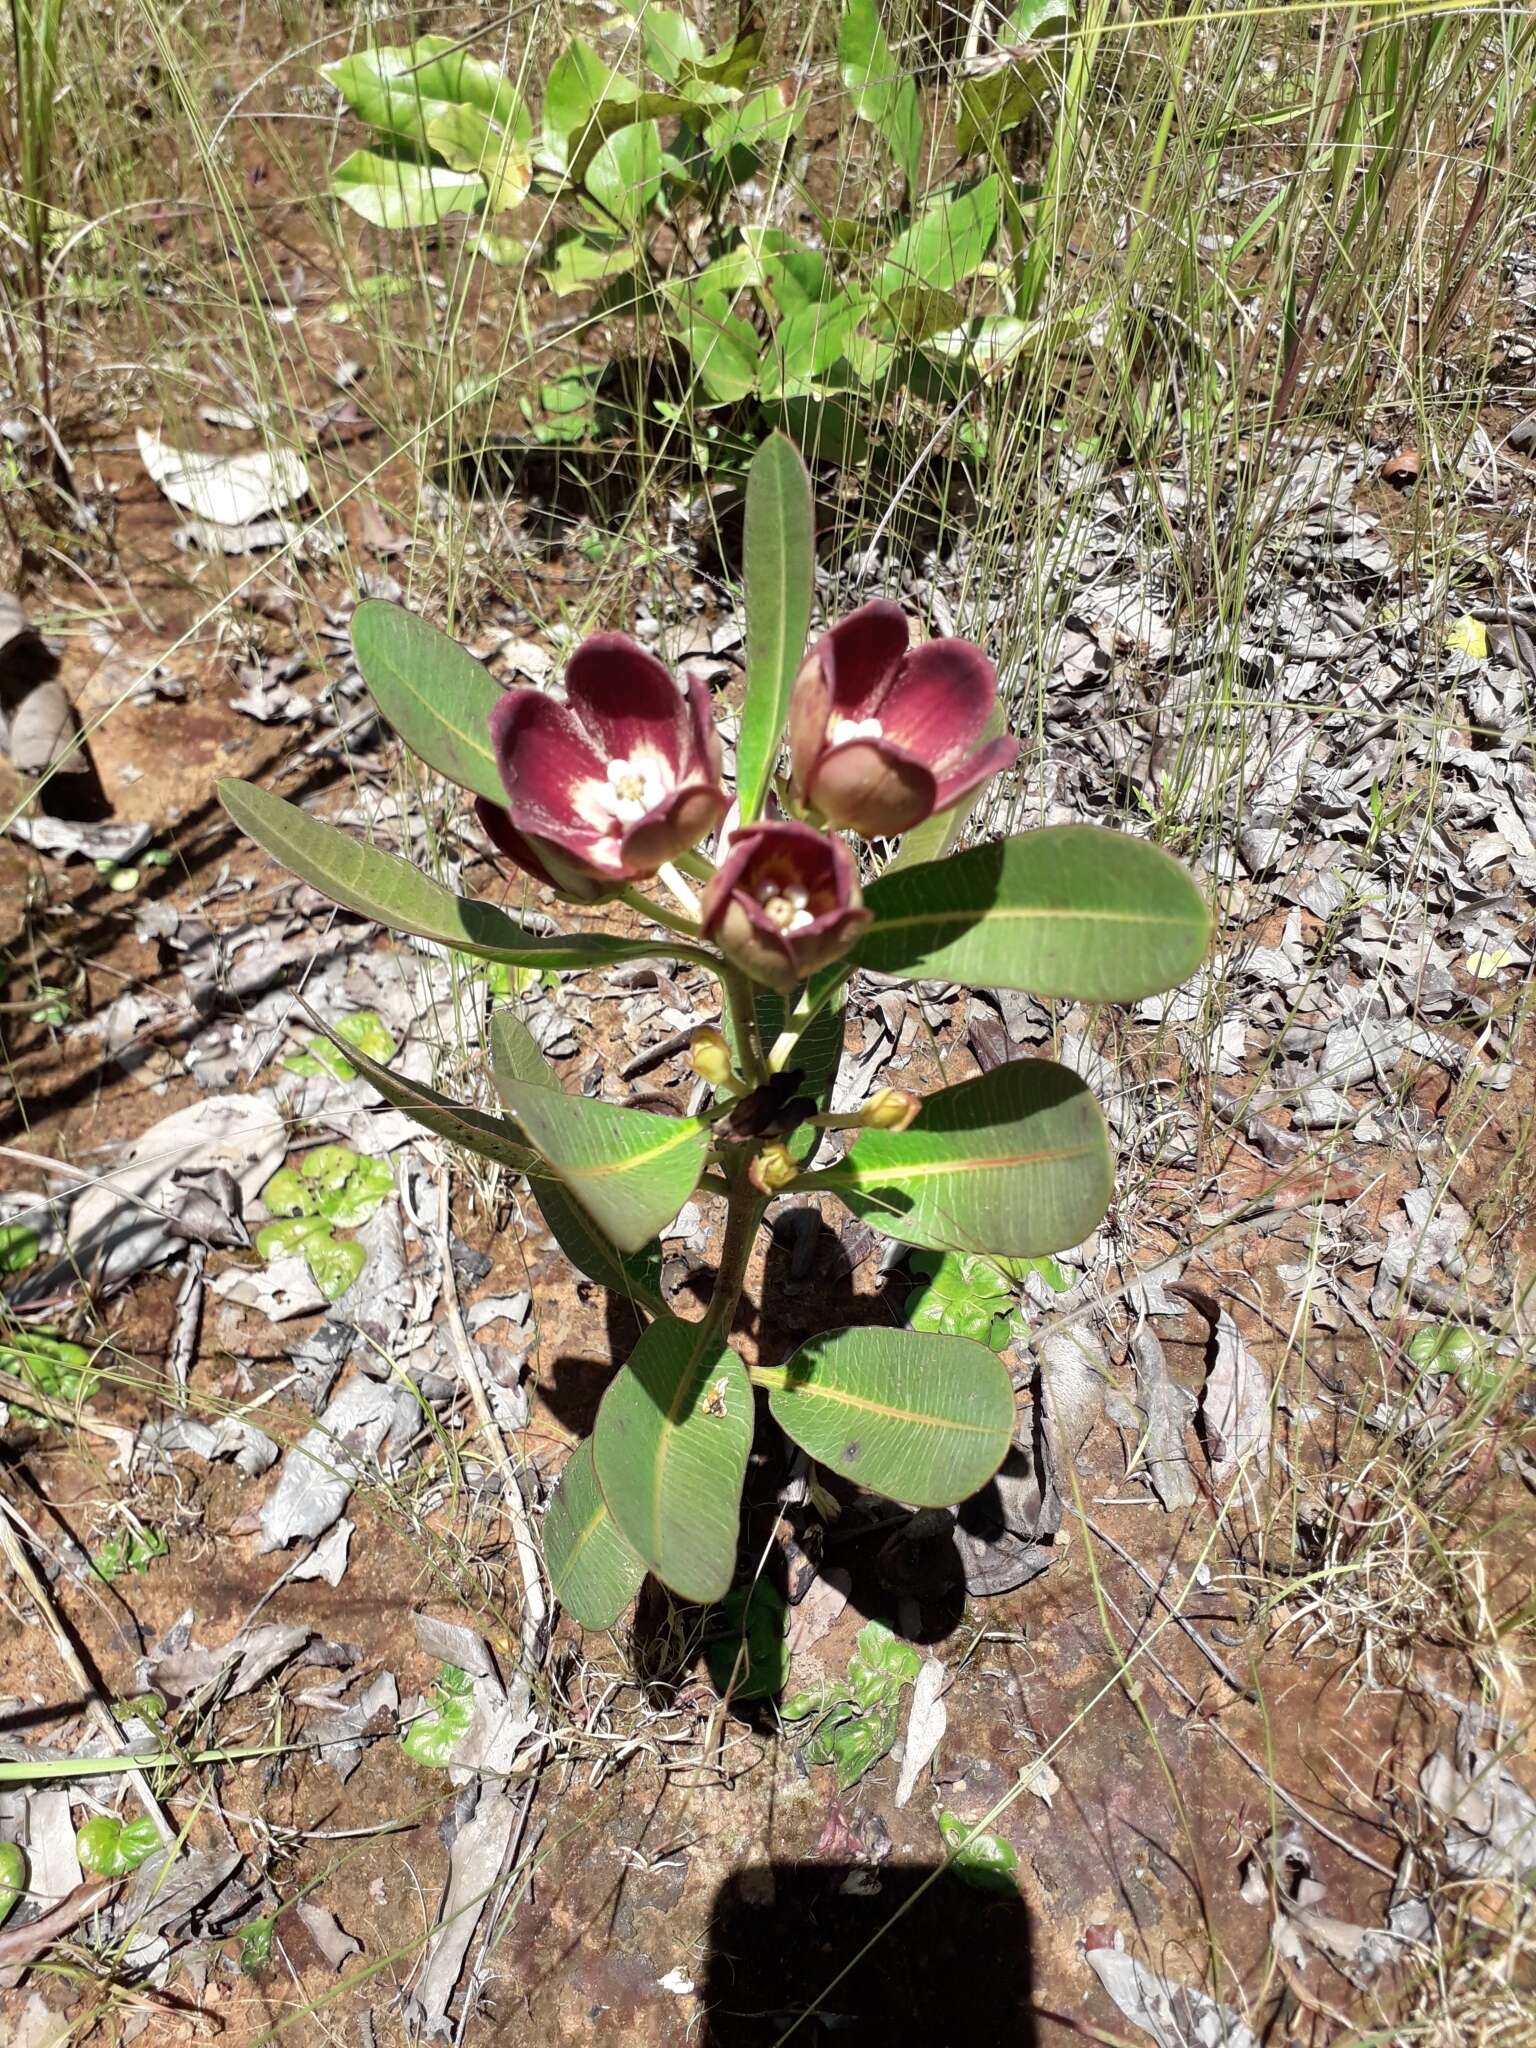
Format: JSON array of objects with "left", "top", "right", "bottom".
[
  {"left": 544, "top": 1438, "right": 645, "bottom": 1627},
  {"left": 760, "top": 1326, "right": 1014, "bottom": 1505},
  {"left": 877, "top": 176, "right": 1000, "bottom": 303},
  {"left": 703, "top": 84, "right": 807, "bottom": 159},
  {"left": 425, "top": 105, "right": 532, "bottom": 213},
  {"left": 856, "top": 826, "right": 1210, "bottom": 999},
  {"left": 325, "top": 36, "right": 527, "bottom": 144},
  {"left": 218, "top": 779, "right": 684, "bottom": 973},
  {"left": 331, "top": 151, "right": 485, "bottom": 230},
  {"left": 351, "top": 601, "right": 505, "bottom": 803},
  {"left": 675, "top": 293, "right": 762, "bottom": 404},
  {"left": 585, "top": 118, "right": 662, "bottom": 229},
  {"left": 490, "top": 1012, "right": 664, "bottom": 1311},
  {"left": 593, "top": 1315, "right": 752, "bottom": 1602},
  {"left": 494, "top": 1076, "right": 708, "bottom": 1253},
  {"left": 737, "top": 434, "right": 814, "bottom": 824},
  {"left": 802, "top": 1058, "right": 1111, "bottom": 1257}
]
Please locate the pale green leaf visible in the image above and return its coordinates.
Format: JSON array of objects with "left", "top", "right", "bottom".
[
  {"left": 585, "top": 118, "right": 662, "bottom": 228},
  {"left": 542, "top": 233, "right": 638, "bottom": 297},
  {"left": 544, "top": 1438, "right": 646, "bottom": 1627},
  {"left": 801, "top": 1058, "right": 1111, "bottom": 1257},
  {"left": 425, "top": 104, "right": 531, "bottom": 212},
  {"left": 840, "top": 0, "right": 921, "bottom": 189},
  {"left": 331, "top": 151, "right": 485, "bottom": 230},
  {"left": 856, "top": 826, "right": 1210, "bottom": 998},
  {"left": 493, "top": 1075, "right": 708, "bottom": 1253},
  {"left": 350, "top": 600, "right": 504, "bottom": 801},
  {"left": 760, "top": 1327, "right": 1014, "bottom": 1505},
  {"left": 737, "top": 434, "right": 814, "bottom": 824},
  {"left": 877, "top": 176, "right": 1000, "bottom": 302},
  {"left": 592, "top": 1315, "right": 753, "bottom": 1602},
  {"left": 704, "top": 84, "right": 806, "bottom": 157}
]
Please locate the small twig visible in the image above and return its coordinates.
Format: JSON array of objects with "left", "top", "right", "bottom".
[
  {"left": 1082, "top": 1515, "right": 1258, "bottom": 1703},
  {"left": 431, "top": 1162, "right": 547, "bottom": 1681},
  {"left": 0, "top": 1501, "right": 175, "bottom": 1846}
]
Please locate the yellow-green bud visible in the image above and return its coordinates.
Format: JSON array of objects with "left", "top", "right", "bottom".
[
  {"left": 748, "top": 1142, "right": 799, "bottom": 1194},
  {"left": 862, "top": 1087, "right": 922, "bottom": 1131},
  {"left": 690, "top": 1026, "right": 739, "bottom": 1089}
]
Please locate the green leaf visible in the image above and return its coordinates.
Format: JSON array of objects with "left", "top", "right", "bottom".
[
  {"left": 402, "top": 1682, "right": 475, "bottom": 1766},
  {"left": 305, "top": 1024, "right": 541, "bottom": 1180},
  {"left": 255, "top": 1216, "right": 333, "bottom": 1258},
  {"left": 707, "top": 1579, "right": 789, "bottom": 1699},
  {"left": 307, "top": 1148, "right": 392, "bottom": 1228},
  {"left": 261, "top": 1167, "right": 318, "bottom": 1220},
  {"left": 425, "top": 104, "right": 531, "bottom": 212},
  {"left": 840, "top": 0, "right": 921, "bottom": 189},
  {"left": 761, "top": 1327, "right": 1014, "bottom": 1505},
  {"left": 856, "top": 826, "right": 1210, "bottom": 999},
  {"left": 544, "top": 1438, "right": 646, "bottom": 1627},
  {"left": 877, "top": 176, "right": 1000, "bottom": 302},
  {"left": 673, "top": 291, "right": 762, "bottom": 403},
  {"left": 76, "top": 1815, "right": 161, "bottom": 1877},
  {"left": 490, "top": 1013, "right": 665, "bottom": 1310},
  {"left": 349, "top": 600, "right": 504, "bottom": 802},
  {"left": 704, "top": 84, "right": 806, "bottom": 158},
  {"left": 737, "top": 434, "right": 815, "bottom": 825},
  {"left": 939, "top": 1812, "right": 1020, "bottom": 1891},
  {"left": 324, "top": 36, "right": 527, "bottom": 145},
  {"left": 331, "top": 150, "right": 486, "bottom": 229},
  {"left": 585, "top": 118, "right": 662, "bottom": 228},
  {"left": 821, "top": 1698, "right": 902, "bottom": 1789},
  {"left": 846, "top": 1618, "right": 922, "bottom": 1704},
  {"left": 761, "top": 292, "right": 868, "bottom": 399},
  {"left": 542, "top": 232, "right": 638, "bottom": 297},
  {"left": 541, "top": 40, "right": 682, "bottom": 175},
  {"left": 802, "top": 1058, "right": 1111, "bottom": 1258},
  {"left": 0, "top": 1841, "right": 25, "bottom": 1928},
  {"left": 592, "top": 1315, "right": 753, "bottom": 1602},
  {"left": 220, "top": 781, "right": 674, "bottom": 972},
  {"left": 0, "top": 1223, "right": 40, "bottom": 1273},
  {"left": 492, "top": 1076, "right": 708, "bottom": 1254},
  {"left": 629, "top": 3, "right": 706, "bottom": 78},
  {"left": 305, "top": 1235, "right": 367, "bottom": 1301},
  {"left": 332, "top": 1011, "right": 397, "bottom": 1063}
]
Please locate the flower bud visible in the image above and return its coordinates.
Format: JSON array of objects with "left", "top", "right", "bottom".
[
  {"left": 748, "top": 1142, "right": 799, "bottom": 1194},
  {"left": 689, "top": 1026, "right": 739, "bottom": 1090},
  {"left": 862, "top": 1087, "right": 922, "bottom": 1131}
]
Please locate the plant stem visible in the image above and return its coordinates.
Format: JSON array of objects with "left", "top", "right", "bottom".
[
  {"left": 721, "top": 964, "right": 767, "bottom": 1086},
  {"left": 617, "top": 884, "right": 700, "bottom": 941},
  {"left": 695, "top": 1175, "right": 766, "bottom": 1352},
  {"left": 767, "top": 967, "right": 850, "bottom": 1073},
  {"left": 656, "top": 860, "right": 703, "bottom": 920}
]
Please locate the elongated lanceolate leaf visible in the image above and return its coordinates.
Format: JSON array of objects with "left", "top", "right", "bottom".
[
  {"left": 877, "top": 176, "right": 1000, "bottom": 303},
  {"left": 544, "top": 1439, "right": 645, "bottom": 1627},
  {"left": 801, "top": 1058, "right": 1111, "bottom": 1257},
  {"left": 593, "top": 1315, "right": 752, "bottom": 1602},
  {"left": 760, "top": 1327, "right": 1014, "bottom": 1505},
  {"left": 218, "top": 780, "right": 680, "bottom": 973},
  {"left": 302, "top": 1021, "right": 540, "bottom": 1179},
  {"left": 494, "top": 1076, "right": 708, "bottom": 1253},
  {"left": 490, "top": 1013, "right": 664, "bottom": 1311},
  {"left": 737, "top": 435, "right": 814, "bottom": 824},
  {"left": 856, "top": 826, "right": 1210, "bottom": 1000},
  {"left": 350, "top": 601, "right": 505, "bottom": 803}
]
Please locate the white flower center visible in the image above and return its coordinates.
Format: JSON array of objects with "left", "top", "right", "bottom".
[
  {"left": 829, "top": 715, "right": 884, "bottom": 746},
  {"left": 758, "top": 880, "right": 814, "bottom": 933},
  {"left": 596, "top": 753, "right": 669, "bottom": 826}
]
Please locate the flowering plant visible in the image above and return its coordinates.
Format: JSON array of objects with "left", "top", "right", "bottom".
[{"left": 220, "top": 437, "right": 1208, "bottom": 1631}]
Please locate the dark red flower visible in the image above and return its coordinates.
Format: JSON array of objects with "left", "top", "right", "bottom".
[
  {"left": 789, "top": 600, "right": 1018, "bottom": 838},
  {"left": 701, "top": 820, "right": 870, "bottom": 993},
  {"left": 475, "top": 635, "right": 728, "bottom": 902}
]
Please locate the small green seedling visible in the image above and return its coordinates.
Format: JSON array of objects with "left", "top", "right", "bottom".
[
  {"left": 0, "top": 1224, "right": 40, "bottom": 1274},
  {"left": 0, "top": 1842, "right": 25, "bottom": 1927},
  {"left": 782, "top": 1620, "right": 921, "bottom": 1790},
  {"left": 1407, "top": 1323, "right": 1501, "bottom": 1401},
  {"left": 91, "top": 1526, "right": 168, "bottom": 1582},
  {"left": 402, "top": 1664, "right": 476, "bottom": 1767},
  {"left": 257, "top": 1144, "right": 392, "bottom": 1302},
  {"left": 76, "top": 1815, "right": 161, "bottom": 1876},
  {"left": 1, "top": 1328, "right": 101, "bottom": 1427},
  {"left": 938, "top": 1812, "right": 1020, "bottom": 1891},
  {"left": 239, "top": 1914, "right": 276, "bottom": 1972},
  {"left": 281, "top": 1009, "right": 397, "bottom": 1082}
]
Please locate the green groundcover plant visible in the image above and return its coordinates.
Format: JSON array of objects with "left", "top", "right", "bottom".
[{"left": 219, "top": 434, "right": 1207, "bottom": 1627}]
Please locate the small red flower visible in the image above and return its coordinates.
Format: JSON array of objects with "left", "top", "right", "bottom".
[
  {"left": 789, "top": 600, "right": 1018, "bottom": 838},
  {"left": 701, "top": 820, "right": 871, "bottom": 993},
  {"left": 476, "top": 635, "right": 728, "bottom": 902}
]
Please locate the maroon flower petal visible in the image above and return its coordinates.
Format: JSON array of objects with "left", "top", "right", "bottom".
[
  {"left": 621, "top": 781, "right": 730, "bottom": 873},
  {"left": 930, "top": 733, "right": 1020, "bottom": 816},
  {"left": 788, "top": 645, "right": 833, "bottom": 800},
  {"left": 819, "top": 600, "right": 910, "bottom": 719},
  {"left": 563, "top": 633, "right": 688, "bottom": 772},
  {"left": 491, "top": 690, "right": 608, "bottom": 822},
  {"left": 475, "top": 798, "right": 617, "bottom": 903},
  {"left": 877, "top": 640, "right": 999, "bottom": 774},
  {"left": 702, "top": 821, "right": 866, "bottom": 992},
  {"left": 807, "top": 736, "right": 937, "bottom": 838},
  {"left": 682, "top": 671, "right": 725, "bottom": 785}
]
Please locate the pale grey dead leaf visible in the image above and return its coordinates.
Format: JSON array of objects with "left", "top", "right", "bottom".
[
  {"left": 1130, "top": 1326, "right": 1197, "bottom": 1510},
  {"left": 317, "top": 1671, "right": 399, "bottom": 1782},
  {"left": 147, "top": 1622, "right": 311, "bottom": 1702},
  {"left": 136, "top": 427, "right": 310, "bottom": 526},
  {"left": 113, "top": 1847, "right": 242, "bottom": 1971},
  {"left": 296, "top": 1899, "right": 362, "bottom": 1970},
  {"left": 785, "top": 1569, "right": 851, "bottom": 1660},
  {"left": 404, "top": 1781, "right": 525, "bottom": 2038},
  {"left": 894, "top": 1658, "right": 947, "bottom": 1808},
  {"left": 1176, "top": 1288, "right": 1271, "bottom": 1489},
  {"left": 137, "top": 1414, "right": 280, "bottom": 1478},
  {"left": 259, "top": 1379, "right": 399, "bottom": 1550},
  {"left": 210, "top": 1254, "right": 328, "bottom": 1322},
  {"left": 1085, "top": 1933, "right": 1258, "bottom": 2048},
  {"left": 289, "top": 1519, "right": 354, "bottom": 1586},
  {"left": 24, "top": 1786, "right": 82, "bottom": 1907}
]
